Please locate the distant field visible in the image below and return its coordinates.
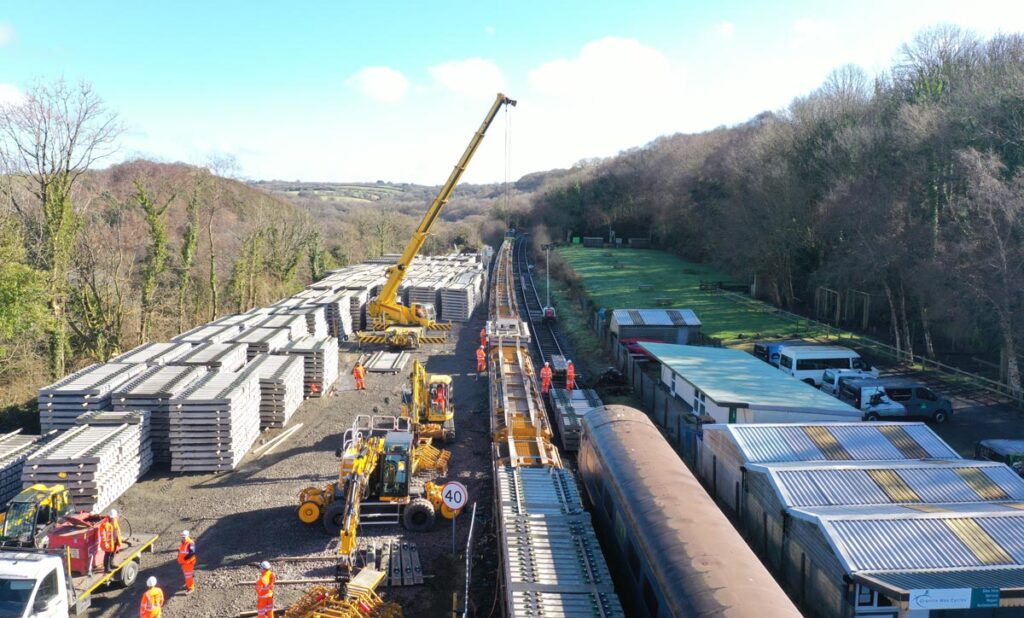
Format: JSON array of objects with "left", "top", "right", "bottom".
[{"left": 557, "top": 246, "right": 832, "bottom": 344}]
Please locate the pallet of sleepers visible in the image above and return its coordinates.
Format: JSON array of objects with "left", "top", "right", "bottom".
[
  {"left": 108, "top": 342, "right": 192, "bottom": 367},
  {"left": 439, "top": 281, "right": 477, "bottom": 322},
  {"left": 227, "top": 327, "right": 291, "bottom": 361},
  {"left": 0, "top": 431, "right": 53, "bottom": 506},
  {"left": 275, "top": 304, "right": 329, "bottom": 339},
  {"left": 364, "top": 351, "right": 410, "bottom": 374},
  {"left": 283, "top": 336, "right": 339, "bottom": 397},
  {"left": 254, "top": 314, "right": 308, "bottom": 340},
  {"left": 316, "top": 291, "right": 354, "bottom": 340},
  {"left": 171, "top": 323, "right": 244, "bottom": 345},
  {"left": 344, "top": 288, "right": 369, "bottom": 331},
  {"left": 169, "top": 342, "right": 248, "bottom": 372},
  {"left": 21, "top": 412, "right": 152, "bottom": 512},
  {"left": 38, "top": 363, "right": 148, "bottom": 432},
  {"left": 207, "top": 313, "right": 266, "bottom": 331},
  {"left": 548, "top": 389, "right": 603, "bottom": 452},
  {"left": 112, "top": 365, "right": 207, "bottom": 464},
  {"left": 246, "top": 354, "right": 304, "bottom": 428},
  {"left": 167, "top": 369, "right": 262, "bottom": 472}
]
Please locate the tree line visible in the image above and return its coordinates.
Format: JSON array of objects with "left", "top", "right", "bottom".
[
  {"left": 0, "top": 81, "right": 336, "bottom": 410},
  {"left": 530, "top": 26, "right": 1024, "bottom": 392}
]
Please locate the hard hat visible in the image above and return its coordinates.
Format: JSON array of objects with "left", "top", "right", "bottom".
[
  {"left": 544, "top": 361, "right": 550, "bottom": 366},
  {"left": 260, "top": 560, "right": 271, "bottom": 571},
  {"left": 147, "top": 576, "right": 157, "bottom": 588},
  {"left": 109, "top": 509, "right": 118, "bottom": 517},
  {"left": 181, "top": 530, "right": 189, "bottom": 538}
]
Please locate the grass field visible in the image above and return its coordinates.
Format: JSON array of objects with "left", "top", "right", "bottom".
[{"left": 557, "top": 246, "right": 832, "bottom": 344}]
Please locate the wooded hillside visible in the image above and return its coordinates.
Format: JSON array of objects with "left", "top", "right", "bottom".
[{"left": 530, "top": 27, "right": 1024, "bottom": 391}]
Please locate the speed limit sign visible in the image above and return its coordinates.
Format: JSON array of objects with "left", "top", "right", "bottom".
[{"left": 441, "top": 481, "right": 468, "bottom": 511}]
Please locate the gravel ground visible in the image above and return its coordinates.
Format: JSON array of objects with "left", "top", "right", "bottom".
[{"left": 88, "top": 316, "right": 494, "bottom": 618}]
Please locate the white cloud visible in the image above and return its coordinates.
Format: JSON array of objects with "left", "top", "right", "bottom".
[
  {"left": 0, "top": 84, "right": 23, "bottom": 106},
  {"left": 791, "top": 18, "right": 839, "bottom": 45},
  {"left": 717, "top": 20, "right": 736, "bottom": 41},
  {"left": 429, "top": 58, "right": 505, "bottom": 98},
  {"left": 345, "top": 66, "right": 410, "bottom": 103},
  {"left": 516, "top": 37, "right": 687, "bottom": 173},
  {"left": 0, "top": 23, "right": 14, "bottom": 46}
]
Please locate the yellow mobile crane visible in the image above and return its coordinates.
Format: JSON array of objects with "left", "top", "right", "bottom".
[
  {"left": 401, "top": 360, "right": 455, "bottom": 443},
  {"left": 359, "top": 93, "right": 516, "bottom": 348}
]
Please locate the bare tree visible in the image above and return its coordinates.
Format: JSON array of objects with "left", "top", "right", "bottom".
[{"left": 0, "top": 79, "right": 122, "bottom": 377}]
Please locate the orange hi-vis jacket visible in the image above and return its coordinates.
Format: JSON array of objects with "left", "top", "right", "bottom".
[
  {"left": 566, "top": 363, "right": 576, "bottom": 385},
  {"left": 99, "top": 519, "right": 117, "bottom": 553},
  {"left": 178, "top": 537, "right": 196, "bottom": 566},
  {"left": 476, "top": 348, "right": 486, "bottom": 364},
  {"left": 140, "top": 587, "right": 164, "bottom": 618},
  {"left": 256, "top": 569, "right": 275, "bottom": 600},
  {"left": 353, "top": 364, "right": 365, "bottom": 379},
  {"left": 540, "top": 366, "right": 553, "bottom": 383}
]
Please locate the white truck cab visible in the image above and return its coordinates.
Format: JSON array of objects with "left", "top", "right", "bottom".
[{"left": 0, "top": 552, "right": 70, "bottom": 618}]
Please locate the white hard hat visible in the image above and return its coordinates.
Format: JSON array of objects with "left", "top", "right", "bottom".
[
  {"left": 147, "top": 576, "right": 157, "bottom": 588},
  {"left": 260, "top": 560, "right": 271, "bottom": 570},
  {"left": 180, "top": 530, "right": 189, "bottom": 538},
  {"left": 109, "top": 509, "right": 118, "bottom": 517},
  {"left": 544, "top": 361, "right": 550, "bottom": 366}
]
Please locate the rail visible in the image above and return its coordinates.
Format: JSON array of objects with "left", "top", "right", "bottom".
[{"left": 512, "top": 237, "right": 566, "bottom": 367}]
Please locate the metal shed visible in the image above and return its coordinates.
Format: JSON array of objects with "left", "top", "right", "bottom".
[{"left": 608, "top": 309, "right": 701, "bottom": 345}]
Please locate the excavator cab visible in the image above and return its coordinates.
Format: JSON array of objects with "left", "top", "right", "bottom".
[
  {"left": 378, "top": 432, "right": 413, "bottom": 499},
  {"left": 0, "top": 484, "right": 73, "bottom": 548}
]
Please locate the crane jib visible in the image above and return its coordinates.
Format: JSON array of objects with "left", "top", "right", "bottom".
[{"left": 371, "top": 93, "right": 516, "bottom": 318}]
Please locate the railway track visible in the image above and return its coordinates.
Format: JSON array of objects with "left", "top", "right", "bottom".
[{"left": 511, "top": 236, "right": 580, "bottom": 385}]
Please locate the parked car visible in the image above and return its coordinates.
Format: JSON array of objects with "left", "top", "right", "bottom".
[
  {"left": 840, "top": 378, "right": 953, "bottom": 424},
  {"left": 819, "top": 368, "right": 877, "bottom": 397},
  {"left": 777, "top": 345, "right": 877, "bottom": 386},
  {"left": 752, "top": 339, "right": 806, "bottom": 367},
  {"left": 976, "top": 439, "right": 1024, "bottom": 477}
]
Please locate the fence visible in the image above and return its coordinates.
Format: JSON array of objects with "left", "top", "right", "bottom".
[{"left": 708, "top": 288, "right": 1024, "bottom": 408}]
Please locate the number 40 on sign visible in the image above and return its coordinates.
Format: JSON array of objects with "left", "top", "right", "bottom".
[{"left": 442, "top": 481, "right": 468, "bottom": 516}]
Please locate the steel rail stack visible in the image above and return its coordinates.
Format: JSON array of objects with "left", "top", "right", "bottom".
[{"left": 487, "top": 237, "right": 623, "bottom": 618}]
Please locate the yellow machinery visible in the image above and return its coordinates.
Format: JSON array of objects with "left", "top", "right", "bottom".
[
  {"left": 0, "top": 484, "right": 73, "bottom": 548},
  {"left": 401, "top": 360, "right": 455, "bottom": 443},
  {"left": 358, "top": 92, "right": 516, "bottom": 348},
  {"left": 297, "top": 416, "right": 457, "bottom": 573},
  {"left": 283, "top": 570, "right": 402, "bottom": 618}
]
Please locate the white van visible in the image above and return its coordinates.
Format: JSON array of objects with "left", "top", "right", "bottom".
[
  {"left": 819, "top": 368, "right": 876, "bottom": 397},
  {"left": 777, "top": 345, "right": 877, "bottom": 386}
]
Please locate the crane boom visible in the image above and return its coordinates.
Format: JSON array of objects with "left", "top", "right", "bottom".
[{"left": 367, "top": 92, "right": 516, "bottom": 330}]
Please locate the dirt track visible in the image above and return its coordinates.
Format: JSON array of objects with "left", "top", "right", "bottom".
[{"left": 89, "top": 317, "right": 493, "bottom": 618}]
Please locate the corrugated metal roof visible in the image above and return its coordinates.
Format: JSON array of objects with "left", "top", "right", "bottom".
[
  {"left": 611, "top": 308, "right": 701, "bottom": 327},
  {"left": 801, "top": 509, "right": 1024, "bottom": 573},
  {"left": 717, "top": 422, "right": 960, "bottom": 463},
  {"left": 640, "top": 344, "right": 862, "bottom": 415},
  {"left": 857, "top": 567, "right": 1024, "bottom": 594},
  {"left": 761, "top": 461, "right": 1024, "bottom": 507}
]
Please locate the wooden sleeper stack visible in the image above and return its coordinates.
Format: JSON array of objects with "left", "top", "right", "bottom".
[{"left": 168, "top": 369, "right": 262, "bottom": 472}]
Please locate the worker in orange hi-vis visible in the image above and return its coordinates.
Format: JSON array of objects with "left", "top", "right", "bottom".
[
  {"left": 566, "top": 361, "right": 576, "bottom": 391},
  {"left": 432, "top": 385, "right": 446, "bottom": 412},
  {"left": 476, "top": 345, "right": 487, "bottom": 380},
  {"left": 99, "top": 515, "right": 118, "bottom": 572},
  {"left": 353, "top": 362, "right": 366, "bottom": 390},
  {"left": 479, "top": 327, "right": 488, "bottom": 348},
  {"left": 540, "top": 361, "right": 553, "bottom": 395},
  {"left": 177, "top": 530, "right": 196, "bottom": 593},
  {"left": 256, "top": 560, "right": 276, "bottom": 618},
  {"left": 140, "top": 577, "right": 164, "bottom": 618}
]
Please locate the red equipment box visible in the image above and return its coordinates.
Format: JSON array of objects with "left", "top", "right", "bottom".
[{"left": 47, "top": 512, "right": 107, "bottom": 575}]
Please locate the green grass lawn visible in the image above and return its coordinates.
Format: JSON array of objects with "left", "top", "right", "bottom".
[{"left": 557, "top": 246, "right": 832, "bottom": 344}]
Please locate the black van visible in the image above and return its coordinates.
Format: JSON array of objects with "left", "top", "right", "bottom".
[{"left": 839, "top": 377, "right": 953, "bottom": 424}]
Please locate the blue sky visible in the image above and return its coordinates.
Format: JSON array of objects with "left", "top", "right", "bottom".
[{"left": 2, "top": 1, "right": 1023, "bottom": 184}]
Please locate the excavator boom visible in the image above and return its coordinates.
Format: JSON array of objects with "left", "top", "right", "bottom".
[{"left": 366, "top": 92, "right": 516, "bottom": 337}]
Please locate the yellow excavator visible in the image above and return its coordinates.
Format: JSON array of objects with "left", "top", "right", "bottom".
[
  {"left": 358, "top": 92, "right": 516, "bottom": 348},
  {"left": 401, "top": 360, "right": 455, "bottom": 443},
  {"left": 296, "top": 416, "right": 457, "bottom": 574},
  {"left": 0, "top": 484, "right": 74, "bottom": 548}
]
